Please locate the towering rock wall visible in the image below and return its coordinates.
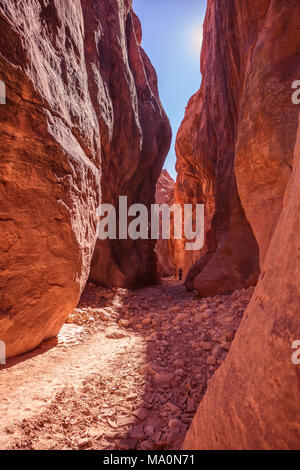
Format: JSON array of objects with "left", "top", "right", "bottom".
[
  {"left": 179, "top": 0, "right": 296, "bottom": 295},
  {"left": 155, "top": 170, "right": 175, "bottom": 277},
  {"left": 234, "top": 0, "right": 300, "bottom": 263},
  {"left": 184, "top": 111, "right": 300, "bottom": 450},
  {"left": 0, "top": 0, "right": 170, "bottom": 358},
  {"left": 181, "top": 0, "right": 300, "bottom": 449},
  {"left": 87, "top": 2, "right": 171, "bottom": 289},
  {"left": 181, "top": 0, "right": 300, "bottom": 296},
  {"left": 173, "top": 90, "right": 215, "bottom": 282}
]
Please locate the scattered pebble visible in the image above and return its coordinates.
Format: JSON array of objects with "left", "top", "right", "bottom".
[{"left": 6, "top": 279, "right": 253, "bottom": 451}]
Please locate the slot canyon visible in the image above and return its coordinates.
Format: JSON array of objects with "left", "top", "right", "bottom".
[{"left": 0, "top": 0, "right": 300, "bottom": 452}]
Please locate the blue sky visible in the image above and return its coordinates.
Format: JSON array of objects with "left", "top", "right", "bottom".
[{"left": 133, "top": 0, "right": 207, "bottom": 180}]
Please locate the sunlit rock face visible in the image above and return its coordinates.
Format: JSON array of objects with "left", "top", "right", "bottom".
[
  {"left": 182, "top": 0, "right": 300, "bottom": 450},
  {"left": 180, "top": 0, "right": 300, "bottom": 296},
  {"left": 0, "top": 0, "right": 100, "bottom": 358},
  {"left": 88, "top": 2, "right": 171, "bottom": 289},
  {"left": 155, "top": 170, "right": 175, "bottom": 277},
  {"left": 171, "top": 92, "right": 216, "bottom": 281},
  {"left": 0, "top": 0, "right": 170, "bottom": 357}
]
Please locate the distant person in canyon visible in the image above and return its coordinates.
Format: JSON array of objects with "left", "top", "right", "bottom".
[{"left": 178, "top": 268, "right": 183, "bottom": 281}]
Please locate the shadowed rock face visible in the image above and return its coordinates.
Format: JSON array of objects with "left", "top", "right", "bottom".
[
  {"left": 182, "top": 0, "right": 300, "bottom": 296},
  {"left": 180, "top": 0, "right": 297, "bottom": 294},
  {"left": 87, "top": 2, "right": 172, "bottom": 289},
  {"left": 234, "top": 0, "right": 300, "bottom": 264},
  {"left": 155, "top": 170, "right": 175, "bottom": 277},
  {"left": 0, "top": 0, "right": 170, "bottom": 357},
  {"left": 182, "top": 0, "right": 300, "bottom": 450},
  {"left": 173, "top": 90, "right": 216, "bottom": 284},
  {"left": 184, "top": 112, "right": 300, "bottom": 451}
]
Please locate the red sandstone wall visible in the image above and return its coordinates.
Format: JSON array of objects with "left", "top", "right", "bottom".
[{"left": 0, "top": 0, "right": 171, "bottom": 357}]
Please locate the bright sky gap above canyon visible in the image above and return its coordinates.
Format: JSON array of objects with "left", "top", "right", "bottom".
[{"left": 133, "top": 0, "right": 207, "bottom": 180}]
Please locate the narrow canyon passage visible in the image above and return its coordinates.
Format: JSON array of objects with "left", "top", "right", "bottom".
[
  {"left": 0, "top": 280, "right": 253, "bottom": 450},
  {"left": 0, "top": 0, "right": 299, "bottom": 453}
]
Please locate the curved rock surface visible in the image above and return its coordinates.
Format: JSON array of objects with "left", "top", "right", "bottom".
[
  {"left": 88, "top": 2, "right": 171, "bottom": 289},
  {"left": 0, "top": 0, "right": 101, "bottom": 358},
  {"left": 155, "top": 170, "right": 175, "bottom": 277},
  {"left": 173, "top": 90, "right": 215, "bottom": 283},
  {"left": 0, "top": 0, "right": 170, "bottom": 358},
  {"left": 182, "top": 0, "right": 300, "bottom": 450},
  {"left": 179, "top": 0, "right": 300, "bottom": 294},
  {"left": 184, "top": 111, "right": 300, "bottom": 450},
  {"left": 234, "top": 0, "right": 300, "bottom": 264}
]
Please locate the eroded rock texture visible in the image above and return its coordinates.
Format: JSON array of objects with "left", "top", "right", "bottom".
[
  {"left": 172, "top": 90, "right": 215, "bottom": 283},
  {"left": 180, "top": 0, "right": 300, "bottom": 294},
  {"left": 184, "top": 112, "right": 300, "bottom": 451},
  {"left": 155, "top": 170, "right": 175, "bottom": 277},
  {"left": 0, "top": 0, "right": 100, "bottom": 358},
  {"left": 88, "top": 3, "right": 171, "bottom": 289},
  {"left": 234, "top": 0, "right": 300, "bottom": 264},
  {"left": 183, "top": 0, "right": 300, "bottom": 296},
  {"left": 0, "top": 0, "right": 170, "bottom": 357},
  {"left": 182, "top": 0, "right": 300, "bottom": 450}
]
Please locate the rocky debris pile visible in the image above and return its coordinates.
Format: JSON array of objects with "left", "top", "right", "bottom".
[{"left": 7, "top": 280, "right": 253, "bottom": 450}]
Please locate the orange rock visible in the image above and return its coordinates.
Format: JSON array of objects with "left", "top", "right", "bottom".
[
  {"left": 88, "top": 2, "right": 171, "bottom": 289},
  {"left": 155, "top": 170, "right": 175, "bottom": 277},
  {"left": 184, "top": 112, "right": 300, "bottom": 449},
  {"left": 182, "top": 0, "right": 300, "bottom": 450},
  {"left": 153, "top": 372, "right": 175, "bottom": 385},
  {"left": 0, "top": 1, "right": 171, "bottom": 357},
  {"left": 0, "top": 0, "right": 101, "bottom": 358}
]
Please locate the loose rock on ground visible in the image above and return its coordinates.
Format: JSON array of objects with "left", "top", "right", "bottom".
[{"left": 0, "top": 279, "right": 254, "bottom": 450}]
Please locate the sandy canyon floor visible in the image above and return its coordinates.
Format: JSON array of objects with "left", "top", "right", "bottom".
[{"left": 0, "top": 279, "right": 253, "bottom": 450}]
